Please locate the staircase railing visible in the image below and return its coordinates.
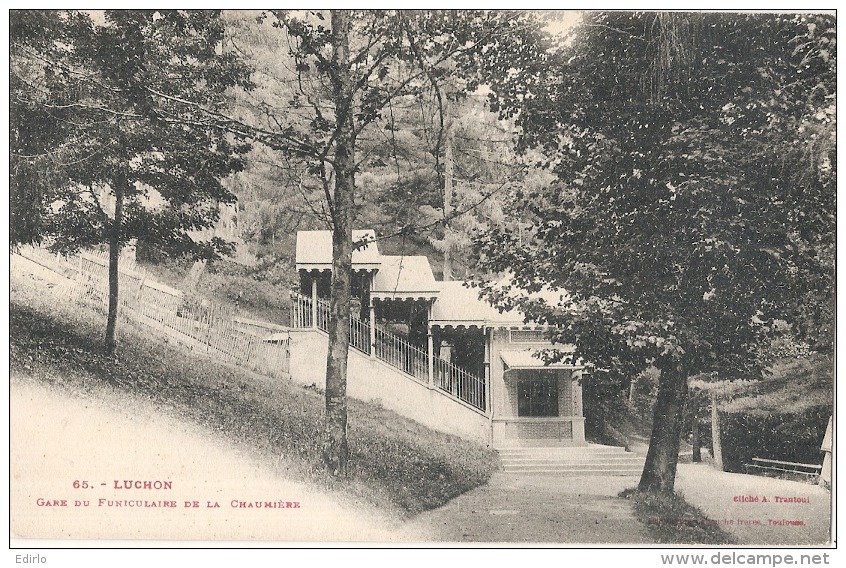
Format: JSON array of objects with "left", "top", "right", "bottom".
[
  {"left": 291, "top": 292, "right": 370, "bottom": 354},
  {"left": 290, "top": 291, "right": 486, "bottom": 412},
  {"left": 434, "top": 357, "right": 486, "bottom": 411},
  {"left": 373, "top": 325, "right": 428, "bottom": 381}
]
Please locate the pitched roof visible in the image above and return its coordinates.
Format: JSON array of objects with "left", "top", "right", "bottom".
[
  {"left": 295, "top": 230, "right": 381, "bottom": 271},
  {"left": 371, "top": 256, "right": 440, "bottom": 299},
  {"left": 429, "top": 281, "right": 533, "bottom": 327},
  {"left": 429, "top": 278, "right": 571, "bottom": 328}
]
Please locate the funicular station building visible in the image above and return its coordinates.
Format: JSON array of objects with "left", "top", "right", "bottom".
[{"left": 289, "top": 230, "right": 587, "bottom": 448}]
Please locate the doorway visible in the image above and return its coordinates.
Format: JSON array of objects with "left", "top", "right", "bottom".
[{"left": 517, "top": 373, "right": 559, "bottom": 417}]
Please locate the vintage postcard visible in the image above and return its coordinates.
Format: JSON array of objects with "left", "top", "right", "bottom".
[{"left": 8, "top": 8, "right": 835, "bottom": 550}]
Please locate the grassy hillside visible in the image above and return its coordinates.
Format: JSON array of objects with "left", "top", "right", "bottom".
[
  {"left": 136, "top": 249, "right": 296, "bottom": 326},
  {"left": 9, "top": 265, "right": 499, "bottom": 516}
]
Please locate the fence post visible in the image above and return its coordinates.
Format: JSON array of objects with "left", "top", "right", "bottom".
[{"left": 204, "top": 308, "right": 211, "bottom": 353}]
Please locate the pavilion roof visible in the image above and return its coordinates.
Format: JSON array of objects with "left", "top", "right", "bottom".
[
  {"left": 429, "top": 279, "right": 569, "bottom": 328},
  {"left": 371, "top": 256, "right": 440, "bottom": 300},
  {"left": 295, "top": 230, "right": 381, "bottom": 272},
  {"left": 429, "top": 281, "right": 527, "bottom": 328}
]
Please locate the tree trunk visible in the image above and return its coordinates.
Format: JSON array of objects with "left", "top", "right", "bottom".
[
  {"left": 323, "top": 10, "right": 354, "bottom": 477},
  {"left": 691, "top": 413, "right": 701, "bottom": 463},
  {"left": 711, "top": 391, "right": 724, "bottom": 471},
  {"left": 638, "top": 360, "right": 688, "bottom": 494},
  {"left": 104, "top": 182, "right": 124, "bottom": 356},
  {"left": 442, "top": 121, "right": 454, "bottom": 281}
]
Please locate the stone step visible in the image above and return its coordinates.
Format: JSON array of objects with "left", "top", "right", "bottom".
[
  {"left": 499, "top": 451, "right": 633, "bottom": 459},
  {"left": 497, "top": 444, "right": 645, "bottom": 476},
  {"left": 501, "top": 456, "right": 644, "bottom": 464},
  {"left": 504, "top": 460, "right": 643, "bottom": 469},
  {"left": 503, "top": 457, "right": 641, "bottom": 464},
  {"left": 500, "top": 468, "right": 644, "bottom": 477},
  {"left": 497, "top": 446, "right": 628, "bottom": 455},
  {"left": 499, "top": 450, "right": 636, "bottom": 458}
]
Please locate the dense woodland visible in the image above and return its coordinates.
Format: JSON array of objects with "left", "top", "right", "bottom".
[{"left": 10, "top": 10, "right": 835, "bottom": 493}]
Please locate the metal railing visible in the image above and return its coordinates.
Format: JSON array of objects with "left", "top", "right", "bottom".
[
  {"left": 434, "top": 357, "right": 487, "bottom": 411},
  {"left": 349, "top": 312, "right": 371, "bottom": 355},
  {"left": 291, "top": 293, "right": 371, "bottom": 354},
  {"left": 290, "top": 292, "right": 312, "bottom": 328},
  {"left": 290, "top": 291, "right": 487, "bottom": 411},
  {"left": 374, "top": 326, "right": 428, "bottom": 381}
]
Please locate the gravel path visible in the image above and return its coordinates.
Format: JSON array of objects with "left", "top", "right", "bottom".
[{"left": 404, "top": 472, "right": 656, "bottom": 544}]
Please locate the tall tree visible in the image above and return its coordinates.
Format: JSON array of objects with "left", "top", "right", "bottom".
[
  {"left": 424, "top": 98, "right": 521, "bottom": 279},
  {"left": 9, "top": 10, "right": 65, "bottom": 247},
  {"left": 476, "top": 12, "right": 835, "bottom": 493},
  {"left": 9, "top": 9, "right": 252, "bottom": 354},
  {"left": 230, "top": 9, "right": 549, "bottom": 473}
]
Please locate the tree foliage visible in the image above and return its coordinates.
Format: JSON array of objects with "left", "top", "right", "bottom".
[
  {"left": 10, "top": 9, "right": 254, "bottom": 352},
  {"left": 475, "top": 12, "right": 835, "bottom": 492},
  {"left": 10, "top": 10, "right": 67, "bottom": 246},
  {"left": 11, "top": 9, "right": 252, "bottom": 257}
]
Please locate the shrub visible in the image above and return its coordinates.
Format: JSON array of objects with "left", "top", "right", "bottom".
[{"left": 720, "top": 406, "right": 831, "bottom": 472}]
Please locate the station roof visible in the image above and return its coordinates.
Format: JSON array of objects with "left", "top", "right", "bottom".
[
  {"left": 429, "top": 281, "right": 534, "bottom": 328},
  {"left": 295, "top": 230, "right": 381, "bottom": 272},
  {"left": 429, "top": 278, "right": 571, "bottom": 329},
  {"left": 293, "top": 229, "right": 568, "bottom": 329},
  {"left": 371, "top": 256, "right": 440, "bottom": 300}
]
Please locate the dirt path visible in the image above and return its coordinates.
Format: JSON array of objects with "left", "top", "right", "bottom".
[
  {"left": 11, "top": 374, "right": 832, "bottom": 546},
  {"left": 10, "top": 253, "right": 832, "bottom": 546},
  {"left": 10, "top": 378, "right": 420, "bottom": 543},
  {"left": 405, "top": 472, "right": 655, "bottom": 544}
]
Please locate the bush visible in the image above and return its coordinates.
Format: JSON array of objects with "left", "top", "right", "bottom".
[{"left": 720, "top": 406, "right": 831, "bottom": 472}]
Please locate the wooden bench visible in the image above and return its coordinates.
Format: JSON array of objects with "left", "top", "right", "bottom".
[{"left": 744, "top": 457, "right": 822, "bottom": 480}]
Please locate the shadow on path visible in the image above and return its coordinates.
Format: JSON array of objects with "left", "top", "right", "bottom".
[{"left": 405, "top": 472, "right": 656, "bottom": 544}]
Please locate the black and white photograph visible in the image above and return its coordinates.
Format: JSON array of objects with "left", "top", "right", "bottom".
[{"left": 6, "top": 8, "right": 836, "bottom": 553}]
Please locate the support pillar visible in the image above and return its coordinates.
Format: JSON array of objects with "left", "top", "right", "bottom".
[
  {"left": 483, "top": 327, "right": 491, "bottom": 415},
  {"left": 369, "top": 299, "right": 376, "bottom": 359},
  {"left": 572, "top": 369, "right": 586, "bottom": 444},
  {"left": 427, "top": 302, "right": 434, "bottom": 388},
  {"left": 311, "top": 275, "right": 318, "bottom": 329},
  {"left": 572, "top": 371, "right": 583, "bottom": 417}
]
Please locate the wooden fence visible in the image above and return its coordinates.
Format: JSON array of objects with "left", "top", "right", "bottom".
[{"left": 17, "top": 246, "right": 290, "bottom": 379}]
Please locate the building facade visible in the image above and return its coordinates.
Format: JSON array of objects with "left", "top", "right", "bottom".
[{"left": 289, "top": 230, "right": 586, "bottom": 448}]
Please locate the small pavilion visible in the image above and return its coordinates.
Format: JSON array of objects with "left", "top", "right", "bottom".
[{"left": 293, "top": 230, "right": 587, "bottom": 447}]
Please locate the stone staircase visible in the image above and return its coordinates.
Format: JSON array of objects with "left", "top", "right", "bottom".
[{"left": 498, "top": 444, "right": 645, "bottom": 476}]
